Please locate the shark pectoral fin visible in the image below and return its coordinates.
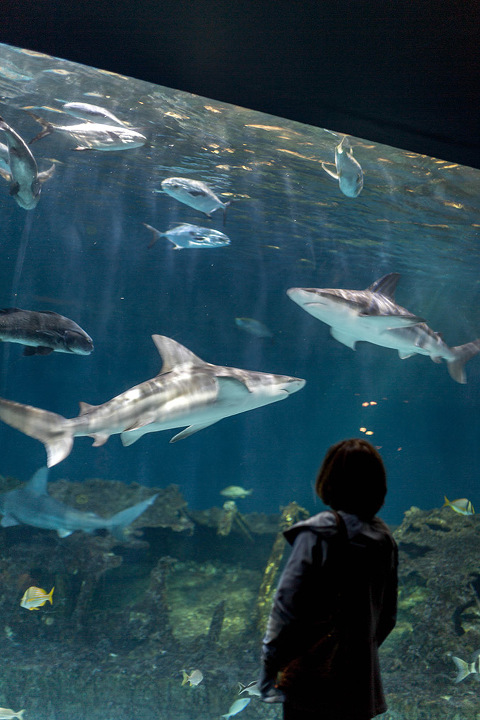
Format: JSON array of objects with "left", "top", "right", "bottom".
[
  {"left": 330, "top": 327, "right": 357, "bottom": 350},
  {"left": 37, "top": 164, "right": 55, "bottom": 183},
  {"left": 170, "top": 421, "right": 218, "bottom": 443},
  {"left": 321, "top": 162, "right": 339, "bottom": 180},
  {"left": 57, "top": 528, "right": 73, "bottom": 538},
  {"left": 398, "top": 351, "right": 415, "bottom": 359},
  {"left": 1, "top": 514, "right": 19, "bottom": 527},
  {"left": 91, "top": 433, "right": 110, "bottom": 447}
]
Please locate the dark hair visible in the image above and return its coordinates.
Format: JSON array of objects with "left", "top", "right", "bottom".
[{"left": 315, "top": 438, "right": 387, "bottom": 520}]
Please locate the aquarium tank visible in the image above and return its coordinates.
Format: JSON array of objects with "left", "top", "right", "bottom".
[{"left": 0, "top": 42, "right": 479, "bottom": 720}]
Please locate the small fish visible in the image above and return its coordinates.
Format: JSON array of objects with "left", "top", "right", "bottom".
[
  {"left": 27, "top": 112, "right": 146, "bottom": 151},
  {"left": 0, "top": 116, "right": 55, "bottom": 209},
  {"left": 143, "top": 222, "right": 230, "bottom": 250},
  {"left": 221, "top": 486, "right": 253, "bottom": 500},
  {"left": 221, "top": 698, "right": 251, "bottom": 719},
  {"left": 235, "top": 317, "right": 273, "bottom": 338},
  {"left": 181, "top": 669, "right": 203, "bottom": 686},
  {"left": 20, "top": 585, "right": 54, "bottom": 611},
  {"left": 443, "top": 496, "right": 475, "bottom": 515},
  {"left": 0, "top": 709, "right": 26, "bottom": 720},
  {"left": 321, "top": 134, "right": 364, "bottom": 198},
  {"left": 452, "top": 650, "right": 480, "bottom": 682},
  {"left": 160, "top": 177, "right": 231, "bottom": 222},
  {"left": 61, "top": 102, "right": 128, "bottom": 127},
  {"left": 237, "top": 680, "right": 261, "bottom": 697},
  {"left": 0, "top": 308, "right": 93, "bottom": 356}
]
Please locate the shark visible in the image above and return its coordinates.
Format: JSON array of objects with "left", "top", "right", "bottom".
[
  {"left": 0, "top": 466, "right": 158, "bottom": 539},
  {"left": 287, "top": 273, "right": 480, "bottom": 383},
  {"left": 0, "top": 334, "right": 305, "bottom": 467}
]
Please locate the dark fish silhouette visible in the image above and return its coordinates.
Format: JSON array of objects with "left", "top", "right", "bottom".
[{"left": 0, "top": 308, "right": 93, "bottom": 356}]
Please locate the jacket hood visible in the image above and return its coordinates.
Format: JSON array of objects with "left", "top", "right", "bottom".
[{"left": 283, "top": 509, "right": 365, "bottom": 545}]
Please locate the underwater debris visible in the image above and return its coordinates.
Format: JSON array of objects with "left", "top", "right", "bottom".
[
  {"left": 217, "top": 501, "right": 253, "bottom": 542},
  {"left": 256, "top": 501, "right": 309, "bottom": 633},
  {"left": 205, "top": 599, "right": 225, "bottom": 648}
]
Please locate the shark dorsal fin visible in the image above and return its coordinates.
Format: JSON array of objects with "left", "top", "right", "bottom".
[
  {"left": 152, "top": 335, "right": 207, "bottom": 373},
  {"left": 366, "top": 273, "right": 400, "bottom": 300},
  {"left": 26, "top": 467, "right": 49, "bottom": 496}
]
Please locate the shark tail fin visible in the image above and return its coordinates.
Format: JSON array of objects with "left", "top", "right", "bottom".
[
  {"left": 0, "top": 397, "right": 73, "bottom": 467},
  {"left": 107, "top": 494, "right": 158, "bottom": 540},
  {"left": 452, "top": 656, "right": 472, "bottom": 683},
  {"left": 447, "top": 339, "right": 480, "bottom": 384}
]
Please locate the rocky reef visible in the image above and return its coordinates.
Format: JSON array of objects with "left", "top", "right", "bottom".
[{"left": 0, "top": 476, "right": 478, "bottom": 720}]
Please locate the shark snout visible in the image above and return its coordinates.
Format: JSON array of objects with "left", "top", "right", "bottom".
[
  {"left": 287, "top": 287, "right": 322, "bottom": 307},
  {"left": 282, "top": 377, "right": 306, "bottom": 394}
]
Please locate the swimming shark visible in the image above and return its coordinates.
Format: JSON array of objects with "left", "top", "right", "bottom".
[
  {"left": 287, "top": 273, "right": 480, "bottom": 383},
  {"left": 0, "top": 466, "right": 158, "bottom": 539},
  {"left": 0, "top": 334, "right": 305, "bottom": 467}
]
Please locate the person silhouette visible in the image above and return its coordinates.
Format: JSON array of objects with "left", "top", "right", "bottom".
[{"left": 259, "top": 438, "right": 398, "bottom": 720}]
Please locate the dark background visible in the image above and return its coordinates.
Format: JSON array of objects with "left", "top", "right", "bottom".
[{"left": 1, "top": 0, "right": 480, "bottom": 168}]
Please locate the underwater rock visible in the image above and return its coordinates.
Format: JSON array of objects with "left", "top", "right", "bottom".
[{"left": 379, "top": 504, "right": 480, "bottom": 719}]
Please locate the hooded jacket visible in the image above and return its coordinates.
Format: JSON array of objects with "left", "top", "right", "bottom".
[{"left": 260, "top": 510, "right": 398, "bottom": 719}]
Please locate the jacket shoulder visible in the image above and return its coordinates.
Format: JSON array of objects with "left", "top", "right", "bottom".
[{"left": 283, "top": 511, "right": 337, "bottom": 545}]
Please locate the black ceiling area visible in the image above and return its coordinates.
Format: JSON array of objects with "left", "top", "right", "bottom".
[{"left": 2, "top": 0, "right": 480, "bottom": 169}]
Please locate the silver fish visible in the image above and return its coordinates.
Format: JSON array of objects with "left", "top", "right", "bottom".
[
  {"left": 287, "top": 273, "right": 480, "bottom": 383},
  {"left": 0, "top": 308, "right": 93, "bottom": 356},
  {"left": 27, "top": 112, "right": 146, "bottom": 151},
  {"left": 452, "top": 650, "right": 480, "bottom": 682},
  {"left": 222, "top": 698, "right": 251, "bottom": 719},
  {"left": 237, "top": 680, "right": 261, "bottom": 696},
  {"left": 160, "top": 177, "right": 231, "bottom": 221},
  {"left": 0, "top": 116, "right": 55, "bottom": 209},
  {"left": 0, "top": 466, "right": 157, "bottom": 539},
  {"left": 0, "top": 335, "right": 305, "bottom": 467},
  {"left": 61, "top": 102, "right": 128, "bottom": 127},
  {"left": 322, "top": 134, "right": 364, "bottom": 198},
  {"left": 143, "top": 222, "right": 230, "bottom": 250}
]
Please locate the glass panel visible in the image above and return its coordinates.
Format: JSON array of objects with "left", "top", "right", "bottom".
[{"left": 0, "top": 42, "right": 478, "bottom": 720}]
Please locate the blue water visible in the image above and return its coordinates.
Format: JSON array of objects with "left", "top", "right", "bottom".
[{"left": 0, "top": 43, "right": 479, "bottom": 528}]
